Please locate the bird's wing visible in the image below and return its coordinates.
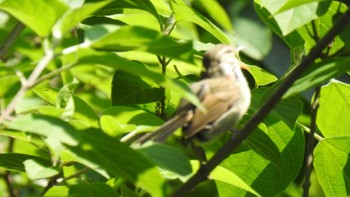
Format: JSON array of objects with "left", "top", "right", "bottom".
[{"left": 184, "top": 78, "right": 241, "bottom": 138}]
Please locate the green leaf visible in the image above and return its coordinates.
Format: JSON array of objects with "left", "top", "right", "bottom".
[
  {"left": 68, "top": 96, "right": 100, "bottom": 129},
  {"left": 297, "top": 2, "right": 349, "bottom": 55},
  {"left": 0, "top": 74, "right": 19, "bottom": 98},
  {"left": 259, "top": 0, "right": 331, "bottom": 36},
  {"left": 111, "top": 71, "right": 163, "bottom": 105},
  {"left": 32, "top": 86, "right": 58, "bottom": 106},
  {"left": 91, "top": 25, "right": 194, "bottom": 63},
  {"left": 244, "top": 125, "right": 281, "bottom": 169},
  {"left": 248, "top": 66, "right": 277, "bottom": 86},
  {"left": 314, "top": 137, "right": 350, "bottom": 197},
  {"left": 0, "top": 0, "right": 68, "bottom": 36},
  {"left": 0, "top": 153, "right": 50, "bottom": 172},
  {"left": 233, "top": 17, "right": 272, "bottom": 60},
  {"left": 192, "top": 0, "right": 233, "bottom": 32},
  {"left": 317, "top": 80, "right": 350, "bottom": 137},
  {"left": 100, "top": 106, "right": 163, "bottom": 137},
  {"left": 4, "top": 114, "right": 79, "bottom": 146},
  {"left": 137, "top": 143, "right": 192, "bottom": 177},
  {"left": 74, "top": 49, "right": 203, "bottom": 111},
  {"left": 56, "top": 81, "right": 79, "bottom": 108},
  {"left": 66, "top": 128, "right": 165, "bottom": 197},
  {"left": 274, "top": 0, "right": 332, "bottom": 14},
  {"left": 44, "top": 186, "right": 69, "bottom": 197},
  {"left": 254, "top": 0, "right": 305, "bottom": 63},
  {"left": 86, "top": 0, "right": 162, "bottom": 26},
  {"left": 70, "top": 183, "right": 119, "bottom": 197},
  {"left": 211, "top": 165, "right": 262, "bottom": 197},
  {"left": 170, "top": 0, "right": 230, "bottom": 43},
  {"left": 218, "top": 89, "right": 304, "bottom": 196},
  {"left": 284, "top": 57, "right": 350, "bottom": 98},
  {"left": 24, "top": 159, "right": 60, "bottom": 180},
  {"left": 53, "top": 1, "right": 111, "bottom": 39}
]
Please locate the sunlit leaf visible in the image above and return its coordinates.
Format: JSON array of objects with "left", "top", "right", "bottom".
[
  {"left": 91, "top": 25, "right": 194, "bottom": 62},
  {"left": 0, "top": 0, "right": 68, "bottom": 36},
  {"left": 314, "top": 137, "right": 350, "bottom": 197},
  {"left": 170, "top": 0, "right": 229, "bottom": 43},
  {"left": 317, "top": 80, "right": 350, "bottom": 137},
  {"left": 53, "top": 1, "right": 111, "bottom": 39},
  {"left": 24, "top": 159, "right": 60, "bottom": 179}
]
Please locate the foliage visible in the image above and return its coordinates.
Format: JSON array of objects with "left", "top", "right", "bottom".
[{"left": 0, "top": 0, "right": 350, "bottom": 196}]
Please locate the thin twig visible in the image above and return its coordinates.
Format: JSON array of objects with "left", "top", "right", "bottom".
[
  {"left": 0, "top": 22, "right": 25, "bottom": 61},
  {"left": 296, "top": 122, "right": 323, "bottom": 142},
  {"left": 171, "top": 9, "right": 350, "bottom": 197},
  {"left": 59, "top": 167, "right": 90, "bottom": 183},
  {"left": 0, "top": 39, "right": 54, "bottom": 123},
  {"left": 302, "top": 86, "right": 320, "bottom": 197},
  {"left": 33, "top": 64, "right": 74, "bottom": 86}
]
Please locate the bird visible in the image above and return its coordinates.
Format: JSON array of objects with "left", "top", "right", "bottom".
[{"left": 136, "top": 44, "right": 251, "bottom": 144}]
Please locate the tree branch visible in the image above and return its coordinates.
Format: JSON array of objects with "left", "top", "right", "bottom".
[
  {"left": 171, "top": 9, "right": 350, "bottom": 197},
  {"left": 302, "top": 86, "right": 320, "bottom": 197},
  {"left": 0, "top": 39, "right": 54, "bottom": 122},
  {"left": 0, "top": 22, "right": 25, "bottom": 61}
]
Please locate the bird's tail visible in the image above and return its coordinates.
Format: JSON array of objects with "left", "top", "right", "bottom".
[{"left": 135, "top": 113, "right": 188, "bottom": 144}]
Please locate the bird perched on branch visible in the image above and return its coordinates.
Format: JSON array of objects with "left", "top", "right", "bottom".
[{"left": 136, "top": 44, "right": 251, "bottom": 144}]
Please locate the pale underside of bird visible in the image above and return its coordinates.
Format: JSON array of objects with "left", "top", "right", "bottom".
[{"left": 136, "top": 44, "right": 251, "bottom": 144}]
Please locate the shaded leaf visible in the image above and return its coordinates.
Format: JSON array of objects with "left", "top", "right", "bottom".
[
  {"left": 69, "top": 183, "right": 119, "bottom": 197},
  {"left": 137, "top": 143, "right": 192, "bottom": 177},
  {"left": 111, "top": 71, "right": 163, "bottom": 105},
  {"left": 0, "top": 153, "right": 50, "bottom": 172},
  {"left": 66, "top": 128, "right": 165, "bottom": 197},
  {"left": 100, "top": 106, "right": 163, "bottom": 136},
  {"left": 284, "top": 57, "right": 350, "bottom": 98}
]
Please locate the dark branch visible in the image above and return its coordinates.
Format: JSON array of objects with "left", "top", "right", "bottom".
[
  {"left": 171, "top": 9, "right": 350, "bottom": 197},
  {"left": 0, "top": 22, "right": 25, "bottom": 61},
  {"left": 302, "top": 86, "right": 320, "bottom": 197}
]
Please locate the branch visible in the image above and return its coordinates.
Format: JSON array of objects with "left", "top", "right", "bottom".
[
  {"left": 302, "top": 86, "right": 320, "bottom": 197},
  {"left": 0, "top": 39, "right": 54, "bottom": 122},
  {"left": 171, "top": 9, "right": 350, "bottom": 197},
  {"left": 0, "top": 22, "right": 25, "bottom": 61}
]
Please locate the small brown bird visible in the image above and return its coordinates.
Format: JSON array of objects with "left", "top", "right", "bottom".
[{"left": 136, "top": 44, "right": 251, "bottom": 144}]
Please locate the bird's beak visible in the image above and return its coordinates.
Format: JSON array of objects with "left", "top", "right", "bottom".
[{"left": 240, "top": 63, "right": 249, "bottom": 70}]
